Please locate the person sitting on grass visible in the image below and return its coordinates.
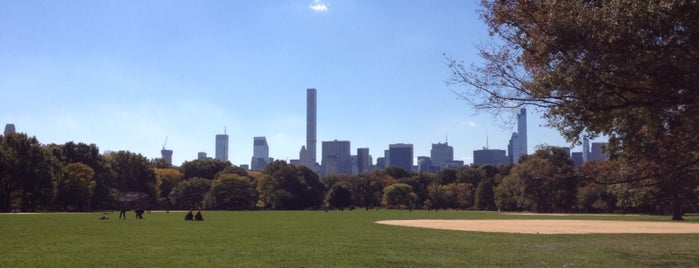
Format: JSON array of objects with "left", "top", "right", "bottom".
[
  {"left": 184, "top": 211, "right": 194, "bottom": 221},
  {"left": 135, "top": 208, "right": 145, "bottom": 219},
  {"left": 194, "top": 211, "right": 204, "bottom": 221}
]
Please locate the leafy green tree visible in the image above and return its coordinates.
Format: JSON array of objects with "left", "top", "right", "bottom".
[
  {"left": 435, "top": 168, "right": 458, "bottom": 185},
  {"left": 494, "top": 175, "right": 521, "bottom": 211},
  {"left": 206, "top": 174, "right": 256, "bottom": 210},
  {"left": 55, "top": 162, "right": 95, "bottom": 211},
  {"left": 449, "top": 0, "right": 699, "bottom": 220},
  {"left": 325, "top": 184, "right": 352, "bottom": 210},
  {"left": 106, "top": 151, "right": 158, "bottom": 204},
  {"left": 398, "top": 173, "right": 434, "bottom": 208},
  {"left": 456, "top": 166, "right": 482, "bottom": 186},
  {"left": 257, "top": 161, "right": 324, "bottom": 210},
  {"left": 154, "top": 168, "right": 184, "bottom": 206},
  {"left": 215, "top": 165, "right": 250, "bottom": 178},
  {"left": 254, "top": 173, "right": 285, "bottom": 209},
  {"left": 180, "top": 158, "right": 231, "bottom": 180},
  {"left": 0, "top": 133, "right": 54, "bottom": 211},
  {"left": 382, "top": 183, "right": 417, "bottom": 209},
  {"left": 475, "top": 177, "right": 497, "bottom": 211},
  {"left": 52, "top": 142, "right": 115, "bottom": 210},
  {"left": 169, "top": 177, "right": 211, "bottom": 210},
  {"left": 348, "top": 174, "right": 383, "bottom": 210},
  {"left": 384, "top": 166, "right": 411, "bottom": 180},
  {"left": 497, "top": 146, "right": 577, "bottom": 213}
]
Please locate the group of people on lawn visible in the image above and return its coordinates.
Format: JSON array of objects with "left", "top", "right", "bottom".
[
  {"left": 184, "top": 210, "right": 204, "bottom": 221},
  {"left": 104, "top": 204, "right": 204, "bottom": 221}
]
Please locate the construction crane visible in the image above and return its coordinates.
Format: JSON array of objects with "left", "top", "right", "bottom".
[{"left": 162, "top": 136, "right": 168, "bottom": 150}]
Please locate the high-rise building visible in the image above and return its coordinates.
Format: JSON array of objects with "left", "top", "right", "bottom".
[
  {"left": 582, "top": 137, "right": 590, "bottom": 162},
  {"left": 161, "top": 149, "right": 173, "bottom": 165},
  {"left": 508, "top": 108, "right": 528, "bottom": 163},
  {"left": 417, "top": 156, "right": 434, "bottom": 173},
  {"left": 590, "top": 142, "right": 607, "bottom": 161},
  {"left": 197, "top": 152, "right": 207, "bottom": 160},
  {"left": 571, "top": 152, "right": 583, "bottom": 168},
  {"left": 251, "top": 136, "right": 270, "bottom": 171},
  {"left": 389, "top": 143, "right": 413, "bottom": 172},
  {"left": 473, "top": 149, "right": 508, "bottom": 166},
  {"left": 322, "top": 140, "right": 351, "bottom": 175},
  {"left": 357, "top": 148, "right": 370, "bottom": 174},
  {"left": 305, "top": 88, "right": 317, "bottom": 166},
  {"left": 4, "top": 124, "right": 15, "bottom": 135},
  {"left": 430, "top": 142, "right": 454, "bottom": 170},
  {"left": 215, "top": 129, "right": 229, "bottom": 162}
]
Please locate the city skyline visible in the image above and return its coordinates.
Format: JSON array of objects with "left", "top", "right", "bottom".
[{"left": 0, "top": 1, "right": 605, "bottom": 166}]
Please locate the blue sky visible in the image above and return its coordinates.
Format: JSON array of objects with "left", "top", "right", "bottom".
[{"left": 1, "top": 0, "right": 593, "bottom": 166}]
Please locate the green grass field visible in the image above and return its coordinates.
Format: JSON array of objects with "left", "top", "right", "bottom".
[{"left": 1, "top": 210, "right": 698, "bottom": 267}]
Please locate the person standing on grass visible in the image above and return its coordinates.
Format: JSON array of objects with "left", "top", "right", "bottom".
[{"left": 119, "top": 204, "right": 127, "bottom": 220}]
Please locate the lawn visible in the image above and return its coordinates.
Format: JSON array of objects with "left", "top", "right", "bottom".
[{"left": 1, "top": 210, "right": 698, "bottom": 267}]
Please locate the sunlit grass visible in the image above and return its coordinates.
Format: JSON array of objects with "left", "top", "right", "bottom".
[{"left": 1, "top": 211, "right": 698, "bottom": 267}]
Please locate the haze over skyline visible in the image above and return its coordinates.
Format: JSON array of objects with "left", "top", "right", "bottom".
[{"left": 1, "top": 1, "right": 600, "bottom": 166}]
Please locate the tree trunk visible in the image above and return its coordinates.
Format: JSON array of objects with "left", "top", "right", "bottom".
[{"left": 671, "top": 198, "right": 684, "bottom": 221}]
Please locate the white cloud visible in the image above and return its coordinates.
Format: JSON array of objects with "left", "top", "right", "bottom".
[
  {"left": 309, "top": 0, "right": 328, "bottom": 12},
  {"left": 467, "top": 121, "right": 478, "bottom": 127}
]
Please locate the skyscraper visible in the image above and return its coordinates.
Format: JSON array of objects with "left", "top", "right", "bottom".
[
  {"left": 508, "top": 108, "right": 528, "bottom": 163},
  {"left": 590, "top": 142, "right": 607, "bottom": 161},
  {"left": 389, "top": 143, "right": 413, "bottom": 172},
  {"left": 582, "top": 137, "right": 590, "bottom": 162},
  {"left": 357, "top": 148, "right": 370, "bottom": 173},
  {"left": 322, "top": 140, "right": 351, "bottom": 175},
  {"left": 430, "top": 142, "right": 454, "bottom": 170},
  {"left": 215, "top": 129, "right": 229, "bottom": 162},
  {"left": 251, "top": 136, "right": 270, "bottom": 171},
  {"left": 4, "top": 124, "right": 15, "bottom": 135},
  {"left": 473, "top": 149, "right": 508, "bottom": 166},
  {"left": 161, "top": 149, "right": 173, "bottom": 165},
  {"left": 306, "top": 88, "right": 317, "bottom": 166},
  {"left": 198, "top": 152, "right": 207, "bottom": 160}
]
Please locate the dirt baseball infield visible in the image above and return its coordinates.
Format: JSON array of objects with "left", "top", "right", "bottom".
[{"left": 376, "top": 219, "right": 699, "bottom": 234}]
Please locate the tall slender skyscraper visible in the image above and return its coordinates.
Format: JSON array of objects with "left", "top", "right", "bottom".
[
  {"left": 508, "top": 108, "right": 528, "bottom": 163},
  {"left": 306, "top": 88, "right": 317, "bottom": 166},
  {"left": 582, "top": 137, "right": 590, "bottom": 162},
  {"left": 215, "top": 128, "right": 229, "bottom": 162}
]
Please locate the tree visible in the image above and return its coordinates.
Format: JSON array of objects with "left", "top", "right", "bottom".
[
  {"left": 0, "top": 133, "right": 55, "bottom": 211},
  {"left": 106, "top": 151, "right": 158, "bottom": 205},
  {"left": 54, "top": 142, "right": 114, "bottom": 210},
  {"left": 256, "top": 161, "right": 324, "bottom": 210},
  {"left": 206, "top": 174, "right": 256, "bottom": 210},
  {"left": 55, "top": 162, "right": 95, "bottom": 211},
  {"left": 497, "top": 146, "right": 577, "bottom": 213},
  {"left": 325, "top": 184, "right": 352, "bottom": 210},
  {"left": 180, "top": 158, "right": 231, "bottom": 180},
  {"left": 475, "top": 177, "right": 497, "bottom": 211},
  {"left": 435, "top": 168, "right": 458, "bottom": 185},
  {"left": 169, "top": 177, "right": 211, "bottom": 210},
  {"left": 382, "top": 183, "right": 417, "bottom": 209},
  {"left": 154, "top": 168, "right": 184, "bottom": 207},
  {"left": 348, "top": 174, "right": 383, "bottom": 210},
  {"left": 450, "top": 0, "right": 699, "bottom": 220}
]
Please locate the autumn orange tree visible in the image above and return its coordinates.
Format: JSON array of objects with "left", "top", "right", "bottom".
[{"left": 450, "top": 0, "right": 699, "bottom": 220}]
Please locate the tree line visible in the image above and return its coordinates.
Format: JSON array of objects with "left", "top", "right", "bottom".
[{"left": 2, "top": 132, "right": 697, "bottom": 217}]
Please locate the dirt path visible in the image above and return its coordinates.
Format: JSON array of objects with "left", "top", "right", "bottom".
[{"left": 376, "top": 219, "right": 699, "bottom": 234}]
